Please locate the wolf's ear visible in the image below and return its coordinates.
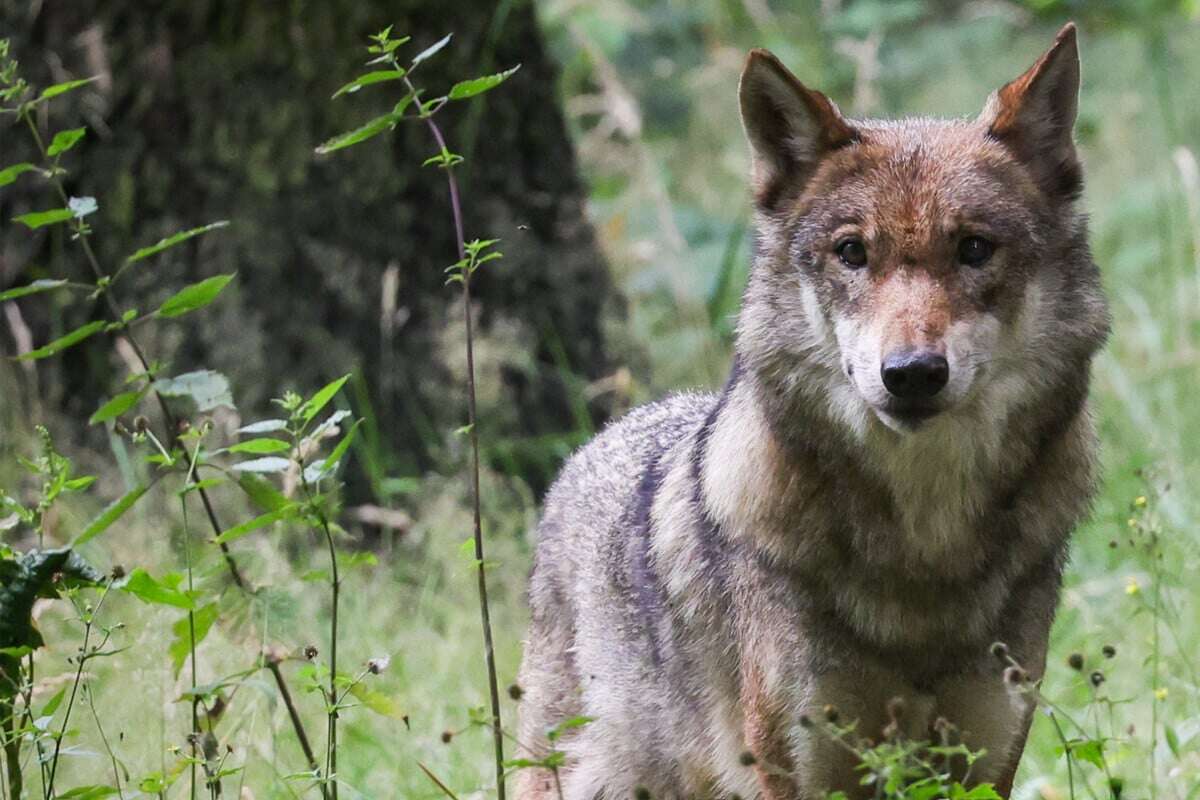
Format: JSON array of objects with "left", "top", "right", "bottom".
[
  {"left": 982, "top": 23, "right": 1082, "bottom": 200},
  {"left": 739, "top": 49, "right": 856, "bottom": 211}
]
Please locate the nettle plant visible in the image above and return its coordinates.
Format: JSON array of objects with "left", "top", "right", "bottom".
[
  {"left": 0, "top": 36, "right": 403, "bottom": 800},
  {"left": 316, "top": 26, "right": 518, "bottom": 800}
]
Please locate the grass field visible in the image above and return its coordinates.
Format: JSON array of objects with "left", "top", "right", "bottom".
[{"left": 4, "top": 4, "right": 1200, "bottom": 799}]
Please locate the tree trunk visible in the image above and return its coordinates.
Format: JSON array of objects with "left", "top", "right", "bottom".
[{"left": 0, "top": 0, "right": 619, "bottom": 494}]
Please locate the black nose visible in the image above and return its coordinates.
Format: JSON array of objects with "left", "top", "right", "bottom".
[{"left": 881, "top": 351, "right": 949, "bottom": 399}]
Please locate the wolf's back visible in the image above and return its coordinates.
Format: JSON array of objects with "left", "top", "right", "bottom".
[{"left": 515, "top": 391, "right": 716, "bottom": 794}]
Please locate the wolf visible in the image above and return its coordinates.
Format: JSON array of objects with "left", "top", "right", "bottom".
[{"left": 515, "top": 23, "right": 1109, "bottom": 800}]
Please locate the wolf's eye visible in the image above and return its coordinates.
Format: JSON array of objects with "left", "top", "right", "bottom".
[
  {"left": 958, "top": 236, "right": 994, "bottom": 267},
  {"left": 836, "top": 239, "right": 868, "bottom": 268}
]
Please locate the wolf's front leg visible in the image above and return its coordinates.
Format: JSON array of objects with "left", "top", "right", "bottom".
[{"left": 741, "top": 664, "right": 801, "bottom": 799}]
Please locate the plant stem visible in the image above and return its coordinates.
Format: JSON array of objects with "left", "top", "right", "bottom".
[
  {"left": 264, "top": 658, "right": 325, "bottom": 792},
  {"left": 183, "top": 447, "right": 203, "bottom": 800},
  {"left": 1048, "top": 712, "right": 1076, "bottom": 800},
  {"left": 1, "top": 698, "right": 20, "bottom": 800},
  {"left": 418, "top": 106, "right": 507, "bottom": 800},
  {"left": 18, "top": 106, "right": 324, "bottom": 775},
  {"left": 322, "top": 518, "right": 339, "bottom": 800},
  {"left": 45, "top": 581, "right": 112, "bottom": 798},
  {"left": 84, "top": 686, "right": 125, "bottom": 799}
]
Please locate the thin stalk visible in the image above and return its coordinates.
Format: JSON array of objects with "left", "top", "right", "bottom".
[
  {"left": 2, "top": 698, "right": 19, "bottom": 800},
  {"left": 18, "top": 106, "right": 323, "bottom": 770},
  {"left": 84, "top": 686, "right": 125, "bottom": 799},
  {"left": 1150, "top": 543, "right": 1162, "bottom": 800},
  {"left": 182, "top": 446, "right": 203, "bottom": 800},
  {"left": 416, "top": 99, "right": 507, "bottom": 800},
  {"left": 264, "top": 659, "right": 324, "bottom": 790},
  {"left": 295, "top": 449, "right": 339, "bottom": 800},
  {"left": 45, "top": 581, "right": 112, "bottom": 798},
  {"left": 1048, "top": 712, "right": 1077, "bottom": 800}
]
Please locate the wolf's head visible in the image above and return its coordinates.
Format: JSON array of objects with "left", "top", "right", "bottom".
[{"left": 736, "top": 24, "right": 1109, "bottom": 439}]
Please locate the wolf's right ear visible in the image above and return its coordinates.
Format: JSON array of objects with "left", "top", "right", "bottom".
[{"left": 739, "top": 50, "right": 856, "bottom": 211}]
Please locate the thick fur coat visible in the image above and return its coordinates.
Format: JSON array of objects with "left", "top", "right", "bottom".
[{"left": 516, "top": 24, "right": 1110, "bottom": 800}]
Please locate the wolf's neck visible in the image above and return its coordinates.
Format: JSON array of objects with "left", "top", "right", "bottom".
[{"left": 699, "top": 372, "right": 1017, "bottom": 571}]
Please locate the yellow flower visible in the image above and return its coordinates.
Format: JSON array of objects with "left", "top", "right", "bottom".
[
  {"left": 1125, "top": 577, "right": 1141, "bottom": 596},
  {"left": 1155, "top": 687, "right": 1169, "bottom": 701},
  {"left": 1127, "top": 517, "right": 1138, "bottom": 529},
  {"left": 1134, "top": 495, "right": 1148, "bottom": 508}
]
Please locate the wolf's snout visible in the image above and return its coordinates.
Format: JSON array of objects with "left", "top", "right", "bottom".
[{"left": 880, "top": 350, "right": 949, "bottom": 399}]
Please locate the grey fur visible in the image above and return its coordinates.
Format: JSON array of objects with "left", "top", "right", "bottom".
[{"left": 516, "top": 28, "right": 1108, "bottom": 800}]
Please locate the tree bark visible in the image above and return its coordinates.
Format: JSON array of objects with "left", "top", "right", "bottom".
[{"left": 0, "top": 0, "right": 619, "bottom": 493}]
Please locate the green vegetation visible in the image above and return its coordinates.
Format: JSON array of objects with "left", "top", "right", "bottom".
[{"left": 1, "top": 2, "right": 1199, "bottom": 798}]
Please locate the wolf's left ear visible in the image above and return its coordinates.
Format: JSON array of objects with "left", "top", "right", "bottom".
[
  {"left": 739, "top": 49, "right": 856, "bottom": 211},
  {"left": 982, "top": 23, "right": 1082, "bottom": 200}
]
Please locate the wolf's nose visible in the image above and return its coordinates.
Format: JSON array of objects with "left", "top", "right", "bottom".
[{"left": 881, "top": 351, "right": 949, "bottom": 399}]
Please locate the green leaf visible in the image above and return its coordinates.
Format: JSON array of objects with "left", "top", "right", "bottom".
[
  {"left": 13, "top": 207, "right": 73, "bottom": 229},
  {"left": 89, "top": 390, "right": 145, "bottom": 425},
  {"left": 126, "top": 221, "right": 230, "bottom": 264},
  {"left": 332, "top": 69, "right": 407, "bottom": 99},
  {"left": 74, "top": 485, "right": 148, "bottom": 547},
  {"left": 212, "top": 506, "right": 294, "bottom": 545},
  {"left": 0, "top": 279, "right": 68, "bottom": 302},
  {"left": 37, "top": 76, "right": 99, "bottom": 101},
  {"left": 1166, "top": 724, "right": 1181, "bottom": 758},
  {"left": 47, "top": 127, "right": 86, "bottom": 157},
  {"left": 230, "top": 457, "right": 291, "bottom": 475},
  {"left": 300, "top": 375, "right": 350, "bottom": 422},
  {"left": 117, "top": 569, "right": 194, "bottom": 609},
  {"left": 411, "top": 34, "right": 452, "bottom": 67},
  {"left": 64, "top": 475, "right": 98, "bottom": 492},
  {"left": 227, "top": 438, "right": 291, "bottom": 455},
  {"left": 447, "top": 66, "right": 520, "bottom": 100},
  {"left": 237, "top": 473, "right": 290, "bottom": 512},
  {"left": 547, "top": 715, "right": 594, "bottom": 742},
  {"left": 180, "top": 477, "right": 225, "bottom": 496},
  {"left": 55, "top": 786, "right": 119, "bottom": 800},
  {"left": 155, "top": 273, "right": 235, "bottom": 318},
  {"left": 315, "top": 111, "right": 401, "bottom": 155},
  {"left": 0, "top": 163, "right": 38, "bottom": 188},
  {"left": 168, "top": 603, "right": 219, "bottom": 677},
  {"left": 348, "top": 682, "right": 405, "bottom": 719},
  {"left": 40, "top": 687, "right": 67, "bottom": 717},
  {"left": 1069, "top": 738, "right": 1106, "bottom": 770},
  {"left": 315, "top": 419, "right": 361, "bottom": 478},
  {"left": 18, "top": 320, "right": 106, "bottom": 361},
  {"left": 153, "top": 370, "right": 234, "bottom": 412}
]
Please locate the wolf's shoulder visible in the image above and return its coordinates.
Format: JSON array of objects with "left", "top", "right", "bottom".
[{"left": 539, "top": 391, "right": 717, "bottom": 530}]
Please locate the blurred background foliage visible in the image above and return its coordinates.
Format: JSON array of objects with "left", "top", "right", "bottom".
[{"left": 1, "top": 0, "right": 1199, "bottom": 797}]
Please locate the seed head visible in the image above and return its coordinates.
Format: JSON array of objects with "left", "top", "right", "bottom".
[
  {"left": 738, "top": 751, "right": 756, "bottom": 766},
  {"left": 798, "top": 714, "right": 813, "bottom": 729},
  {"left": 823, "top": 704, "right": 839, "bottom": 723},
  {"left": 133, "top": 415, "right": 150, "bottom": 434},
  {"left": 1090, "top": 670, "right": 1105, "bottom": 687},
  {"left": 1067, "top": 653, "right": 1085, "bottom": 671},
  {"left": 634, "top": 788, "right": 652, "bottom": 800},
  {"left": 507, "top": 683, "right": 524, "bottom": 701},
  {"left": 110, "top": 564, "right": 126, "bottom": 580},
  {"left": 366, "top": 656, "right": 390, "bottom": 675},
  {"left": 303, "top": 645, "right": 318, "bottom": 660},
  {"left": 440, "top": 730, "right": 453, "bottom": 744},
  {"left": 1102, "top": 645, "right": 1116, "bottom": 659},
  {"left": 990, "top": 642, "right": 1009, "bottom": 661}
]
